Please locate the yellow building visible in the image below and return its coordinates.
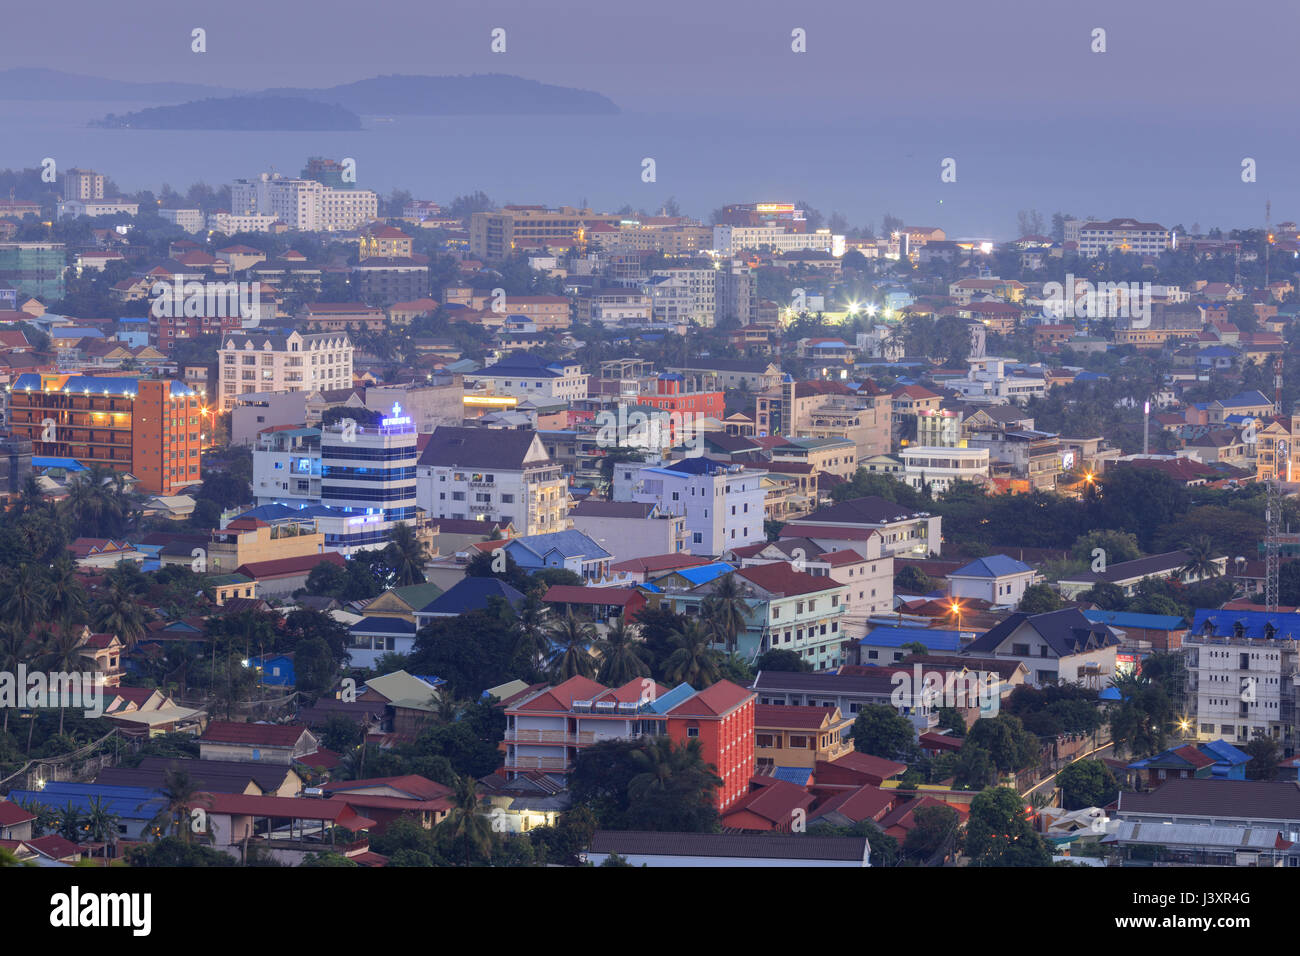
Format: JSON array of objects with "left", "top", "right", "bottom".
[{"left": 754, "top": 704, "right": 854, "bottom": 771}]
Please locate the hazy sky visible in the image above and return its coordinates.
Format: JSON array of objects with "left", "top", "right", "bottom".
[{"left": 3, "top": 0, "right": 1294, "bottom": 115}]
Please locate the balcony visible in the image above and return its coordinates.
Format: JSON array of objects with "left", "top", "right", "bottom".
[
  {"left": 505, "top": 729, "right": 597, "bottom": 746},
  {"left": 505, "top": 755, "right": 571, "bottom": 771}
]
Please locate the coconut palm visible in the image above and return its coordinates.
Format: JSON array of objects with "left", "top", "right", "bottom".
[
  {"left": 545, "top": 610, "right": 597, "bottom": 680},
  {"left": 511, "top": 591, "right": 550, "bottom": 678},
  {"left": 664, "top": 618, "right": 722, "bottom": 687},
  {"left": 57, "top": 802, "right": 84, "bottom": 844},
  {"left": 0, "top": 626, "right": 29, "bottom": 734},
  {"left": 702, "top": 572, "right": 751, "bottom": 655},
  {"left": 148, "top": 768, "right": 208, "bottom": 842},
  {"left": 46, "top": 555, "right": 87, "bottom": 628},
  {"left": 384, "top": 521, "right": 429, "bottom": 586},
  {"left": 39, "top": 625, "right": 87, "bottom": 735},
  {"left": 627, "top": 735, "right": 722, "bottom": 809},
  {"left": 594, "top": 617, "right": 651, "bottom": 686},
  {"left": 439, "top": 774, "right": 494, "bottom": 866},
  {"left": 1179, "top": 536, "right": 1221, "bottom": 581},
  {"left": 93, "top": 576, "right": 151, "bottom": 651},
  {"left": 1, "top": 564, "right": 49, "bottom": 637},
  {"left": 83, "top": 795, "right": 121, "bottom": 856}
]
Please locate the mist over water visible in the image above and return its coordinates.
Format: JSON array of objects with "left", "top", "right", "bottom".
[{"left": 0, "top": 99, "right": 1288, "bottom": 238}]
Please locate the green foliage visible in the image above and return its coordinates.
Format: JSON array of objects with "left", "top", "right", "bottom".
[
  {"left": 965, "top": 787, "right": 1052, "bottom": 866},
  {"left": 126, "top": 837, "right": 238, "bottom": 867},
  {"left": 894, "top": 565, "right": 933, "bottom": 594},
  {"left": 1017, "top": 583, "right": 1063, "bottom": 614},
  {"left": 753, "top": 649, "right": 812, "bottom": 673},
  {"left": 851, "top": 705, "right": 916, "bottom": 761},
  {"left": 1057, "top": 759, "right": 1119, "bottom": 810},
  {"left": 570, "top": 737, "right": 721, "bottom": 832},
  {"left": 965, "top": 714, "right": 1041, "bottom": 775},
  {"left": 1244, "top": 736, "right": 1279, "bottom": 780}
]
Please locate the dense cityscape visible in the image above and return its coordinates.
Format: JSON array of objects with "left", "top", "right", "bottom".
[{"left": 0, "top": 9, "right": 1290, "bottom": 931}]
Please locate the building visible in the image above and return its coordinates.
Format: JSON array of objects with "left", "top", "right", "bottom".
[
  {"left": 754, "top": 704, "right": 854, "bottom": 771},
  {"left": 584, "top": 830, "right": 870, "bottom": 867},
  {"left": 469, "top": 206, "right": 624, "bottom": 261},
  {"left": 318, "top": 405, "right": 418, "bottom": 551},
  {"left": 568, "top": 500, "right": 689, "bottom": 565},
  {"left": 159, "top": 208, "right": 204, "bottom": 233},
  {"left": 470, "top": 353, "right": 588, "bottom": 403},
  {"left": 616, "top": 456, "right": 767, "bottom": 556},
  {"left": 712, "top": 224, "right": 845, "bottom": 257},
  {"left": 1058, "top": 550, "right": 1228, "bottom": 599},
  {"left": 1068, "top": 218, "right": 1174, "bottom": 257},
  {"left": 63, "top": 168, "right": 104, "bottom": 201},
  {"left": 786, "top": 496, "right": 942, "bottom": 558},
  {"left": 948, "top": 555, "right": 1039, "bottom": 607},
  {"left": 8, "top": 372, "right": 202, "bottom": 493},
  {"left": 962, "top": 607, "right": 1121, "bottom": 687},
  {"left": 217, "top": 331, "right": 354, "bottom": 412},
  {"left": 0, "top": 242, "right": 66, "bottom": 301},
  {"left": 232, "top": 173, "right": 378, "bottom": 232},
  {"left": 502, "top": 675, "right": 755, "bottom": 811},
  {"left": 897, "top": 445, "right": 989, "bottom": 494},
  {"left": 416, "top": 425, "right": 567, "bottom": 535},
  {"left": 502, "top": 529, "right": 612, "bottom": 582}
]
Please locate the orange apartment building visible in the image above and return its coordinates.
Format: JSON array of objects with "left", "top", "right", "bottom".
[
  {"left": 502, "top": 675, "right": 756, "bottom": 812},
  {"left": 8, "top": 372, "right": 203, "bottom": 493}
]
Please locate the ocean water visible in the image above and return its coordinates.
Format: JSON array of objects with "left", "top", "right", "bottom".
[{"left": 0, "top": 99, "right": 1290, "bottom": 239}]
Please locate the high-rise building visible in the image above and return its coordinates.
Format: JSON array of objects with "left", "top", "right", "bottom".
[
  {"left": 469, "top": 206, "right": 624, "bottom": 261},
  {"left": 7, "top": 373, "right": 203, "bottom": 493},
  {"left": 0, "top": 242, "right": 66, "bottom": 301},
  {"left": 319, "top": 405, "right": 418, "bottom": 549},
  {"left": 217, "top": 330, "right": 354, "bottom": 411},
  {"left": 63, "top": 168, "right": 105, "bottom": 201},
  {"left": 231, "top": 173, "right": 377, "bottom": 232}
]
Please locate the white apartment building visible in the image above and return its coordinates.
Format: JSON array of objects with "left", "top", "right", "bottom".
[
  {"left": 1066, "top": 218, "right": 1174, "bottom": 257},
  {"left": 416, "top": 426, "right": 568, "bottom": 536},
  {"left": 232, "top": 173, "right": 378, "bottom": 232},
  {"left": 1186, "top": 634, "right": 1295, "bottom": 747},
  {"left": 568, "top": 500, "right": 690, "bottom": 565},
  {"left": 218, "top": 331, "right": 354, "bottom": 411},
  {"left": 209, "top": 212, "right": 280, "bottom": 234},
  {"left": 588, "top": 289, "right": 653, "bottom": 326},
  {"left": 56, "top": 198, "right": 140, "bottom": 219},
  {"left": 160, "top": 209, "right": 205, "bottom": 233},
  {"left": 899, "top": 445, "right": 990, "bottom": 495},
  {"left": 616, "top": 457, "right": 767, "bottom": 556},
  {"left": 712, "top": 225, "right": 846, "bottom": 258},
  {"left": 468, "top": 353, "right": 588, "bottom": 403},
  {"left": 252, "top": 425, "right": 321, "bottom": 507},
  {"left": 645, "top": 268, "right": 718, "bottom": 326},
  {"left": 950, "top": 356, "right": 1048, "bottom": 404}
]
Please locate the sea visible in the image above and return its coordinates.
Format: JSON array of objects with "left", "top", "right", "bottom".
[{"left": 0, "top": 98, "right": 1291, "bottom": 239}]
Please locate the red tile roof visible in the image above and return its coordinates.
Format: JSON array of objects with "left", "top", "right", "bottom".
[
  {"left": 735, "top": 562, "right": 843, "bottom": 597},
  {"left": 201, "top": 720, "right": 314, "bottom": 748},
  {"left": 542, "top": 586, "right": 642, "bottom": 607},
  {"left": 723, "top": 778, "right": 814, "bottom": 826},
  {"left": 202, "top": 793, "right": 376, "bottom": 830},
  {"left": 0, "top": 800, "right": 36, "bottom": 827},
  {"left": 235, "top": 551, "right": 345, "bottom": 580},
  {"left": 755, "top": 704, "right": 839, "bottom": 730},
  {"left": 666, "top": 679, "right": 755, "bottom": 718}
]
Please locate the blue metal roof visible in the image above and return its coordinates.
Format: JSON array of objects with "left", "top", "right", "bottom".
[
  {"left": 770, "top": 766, "right": 814, "bottom": 786},
  {"left": 660, "top": 562, "right": 735, "bottom": 587},
  {"left": 951, "top": 555, "right": 1034, "bottom": 578},
  {"left": 1190, "top": 608, "right": 1300, "bottom": 641},
  {"left": 349, "top": 616, "right": 417, "bottom": 636},
  {"left": 8, "top": 782, "right": 165, "bottom": 820},
  {"left": 649, "top": 682, "right": 698, "bottom": 715},
  {"left": 1083, "top": 610, "right": 1186, "bottom": 630},
  {"left": 419, "top": 577, "right": 525, "bottom": 615},
  {"left": 10, "top": 373, "right": 195, "bottom": 397},
  {"left": 858, "top": 626, "right": 962, "bottom": 652},
  {"left": 32, "top": 457, "right": 89, "bottom": 471}
]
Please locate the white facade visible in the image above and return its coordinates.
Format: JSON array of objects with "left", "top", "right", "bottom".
[
  {"left": 417, "top": 438, "right": 568, "bottom": 536},
  {"left": 218, "top": 331, "right": 354, "bottom": 411},
  {"left": 469, "top": 363, "right": 588, "bottom": 403},
  {"left": 617, "top": 460, "right": 767, "bottom": 556},
  {"left": 712, "top": 225, "right": 846, "bottom": 257},
  {"left": 252, "top": 427, "right": 321, "bottom": 507},
  {"left": 1186, "top": 635, "right": 1293, "bottom": 745},
  {"left": 899, "top": 445, "right": 990, "bottom": 494},
  {"left": 232, "top": 173, "right": 378, "bottom": 232},
  {"left": 56, "top": 198, "right": 139, "bottom": 219},
  {"left": 1067, "top": 218, "right": 1173, "bottom": 257},
  {"left": 950, "top": 356, "right": 1048, "bottom": 404},
  {"left": 160, "top": 209, "right": 204, "bottom": 233},
  {"left": 208, "top": 212, "right": 279, "bottom": 234},
  {"left": 318, "top": 410, "right": 418, "bottom": 553}
]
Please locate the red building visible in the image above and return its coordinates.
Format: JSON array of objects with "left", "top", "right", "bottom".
[
  {"left": 641, "top": 373, "right": 725, "bottom": 419},
  {"left": 663, "top": 679, "right": 756, "bottom": 812}
]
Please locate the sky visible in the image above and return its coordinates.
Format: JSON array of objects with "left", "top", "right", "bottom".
[
  {"left": 1, "top": 0, "right": 1296, "bottom": 236},
  {"left": 1, "top": 0, "right": 1294, "bottom": 116}
]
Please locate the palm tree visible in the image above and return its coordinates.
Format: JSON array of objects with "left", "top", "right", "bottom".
[
  {"left": 1179, "top": 536, "right": 1221, "bottom": 582},
  {"left": 545, "top": 610, "right": 597, "bottom": 680},
  {"left": 702, "top": 573, "right": 751, "bottom": 655},
  {"left": 664, "top": 618, "right": 722, "bottom": 687},
  {"left": 594, "top": 617, "right": 651, "bottom": 686},
  {"left": 46, "top": 555, "right": 87, "bottom": 628},
  {"left": 39, "top": 626, "right": 86, "bottom": 736},
  {"left": 627, "top": 735, "right": 722, "bottom": 808},
  {"left": 1, "top": 564, "right": 49, "bottom": 637},
  {"left": 57, "top": 802, "right": 84, "bottom": 843},
  {"left": 384, "top": 521, "right": 428, "bottom": 587},
  {"left": 149, "top": 768, "right": 208, "bottom": 842},
  {"left": 93, "top": 577, "right": 151, "bottom": 651},
  {"left": 84, "top": 795, "right": 121, "bottom": 857},
  {"left": 511, "top": 591, "right": 550, "bottom": 678},
  {"left": 439, "top": 774, "right": 494, "bottom": 866},
  {"left": 0, "top": 626, "right": 28, "bottom": 734}
]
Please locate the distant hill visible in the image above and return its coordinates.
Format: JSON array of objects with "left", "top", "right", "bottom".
[
  {"left": 0, "top": 68, "right": 240, "bottom": 101},
  {"left": 92, "top": 96, "right": 362, "bottom": 131},
  {"left": 257, "top": 73, "right": 619, "bottom": 115}
]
